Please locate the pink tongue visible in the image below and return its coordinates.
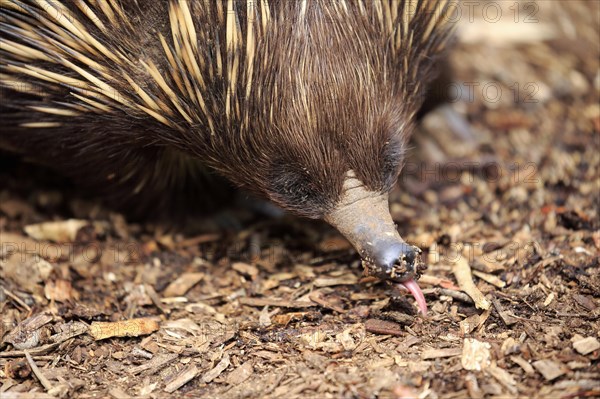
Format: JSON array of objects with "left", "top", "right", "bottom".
[{"left": 398, "top": 278, "right": 428, "bottom": 316}]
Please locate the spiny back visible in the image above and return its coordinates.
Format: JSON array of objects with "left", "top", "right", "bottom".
[{"left": 0, "top": 0, "right": 454, "bottom": 218}]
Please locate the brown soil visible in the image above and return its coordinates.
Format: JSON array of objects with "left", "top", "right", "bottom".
[{"left": 1, "top": 1, "right": 598, "bottom": 398}]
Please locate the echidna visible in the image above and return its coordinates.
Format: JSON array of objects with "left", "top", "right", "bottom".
[{"left": 1, "top": 0, "right": 454, "bottom": 315}]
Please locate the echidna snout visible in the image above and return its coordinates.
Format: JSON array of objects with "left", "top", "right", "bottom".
[{"left": 325, "top": 171, "right": 428, "bottom": 314}]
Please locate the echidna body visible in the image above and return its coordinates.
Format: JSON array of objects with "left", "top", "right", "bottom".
[{"left": 1, "top": 0, "right": 454, "bottom": 314}]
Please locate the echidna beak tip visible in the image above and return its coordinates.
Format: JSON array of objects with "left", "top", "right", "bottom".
[{"left": 365, "top": 241, "right": 424, "bottom": 283}]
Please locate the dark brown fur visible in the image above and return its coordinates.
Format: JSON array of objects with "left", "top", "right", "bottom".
[{"left": 0, "top": 1, "right": 453, "bottom": 219}]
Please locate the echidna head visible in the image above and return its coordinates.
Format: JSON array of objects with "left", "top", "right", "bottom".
[
  {"left": 214, "top": 61, "right": 424, "bottom": 299},
  {"left": 254, "top": 113, "right": 426, "bottom": 311},
  {"left": 256, "top": 125, "right": 427, "bottom": 312},
  {"left": 200, "top": 4, "right": 430, "bottom": 313}
]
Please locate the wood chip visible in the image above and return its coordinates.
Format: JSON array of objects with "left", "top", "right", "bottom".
[
  {"left": 476, "top": 308, "right": 492, "bottom": 331},
  {"left": 164, "top": 364, "right": 200, "bottom": 393},
  {"left": 543, "top": 292, "right": 555, "bottom": 307},
  {"left": 392, "top": 384, "right": 420, "bottom": 399},
  {"left": 488, "top": 365, "right": 518, "bottom": 395},
  {"left": 108, "top": 387, "right": 131, "bottom": 399},
  {"left": 4, "top": 359, "right": 32, "bottom": 379},
  {"left": 2, "top": 287, "right": 31, "bottom": 311},
  {"left": 437, "top": 288, "right": 474, "bottom": 304},
  {"left": 271, "top": 311, "right": 314, "bottom": 325},
  {"left": 24, "top": 219, "right": 89, "bottom": 242},
  {"left": 422, "top": 347, "right": 462, "bottom": 359},
  {"left": 364, "top": 319, "right": 403, "bottom": 336},
  {"left": 460, "top": 314, "right": 480, "bottom": 336},
  {"left": 452, "top": 258, "right": 491, "bottom": 310},
  {"left": 3, "top": 312, "right": 54, "bottom": 350},
  {"left": 238, "top": 297, "right": 315, "bottom": 308},
  {"left": 89, "top": 318, "right": 160, "bottom": 341},
  {"left": 52, "top": 321, "right": 89, "bottom": 344},
  {"left": 226, "top": 362, "right": 253, "bottom": 385},
  {"left": 0, "top": 233, "right": 40, "bottom": 258},
  {"left": 419, "top": 274, "right": 460, "bottom": 290},
  {"left": 572, "top": 294, "right": 597, "bottom": 311},
  {"left": 476, "top": 257, "right": 506, "bottom": 273},
  {"left": 0, "top": 392, "right": 55, "bottom": 399},
  {"left": 472, "top": 270, "right": 506, "bottom": 288},
  {"left": 232, "top": 262, "right": 259, "bottom": 278},
  {"left": 383, "top": 311, "right": 415, "bottom": 325},
  {"left": 253, "top": 350, "right": 284, "bottom": 362},
  {"left": 464, "top": 373, "right": 484, "bottom": 399},
  {"left": 522, "top": 256, "right": 563, "bottom": 285},
  {"left": 163, "top": 272, "right": 205, "bottom": 297},
  {"left": 174, "top": 233, "right": 221, "bottom": 248},
  {"left": 202, "top": 354, "right": 231, "bottom": 383},
  {"left": 313, "top": 274, "right": 357, "bottom": 287},
  {"left": 573, "top": 337, "right": 600, "bottom": 355},
  {"left": 510, "top": 355, "right": 535, "bottom": 375},
  {"left": 397, "top": 336, "right": 421, "bottom": 351},
  {"left": 3, "top": 254, "right": 53, "bottom": 295},
  {"left": 44, "top": 279, "right": 79, "bottom": 302},
  {"left": 461, "top": 338, "right": 491, "bottom": 371},
  {"left": 336, "top": 327, "right": 359, "bottom": 351},
  {"left": 308, "top": 290, "right": 345, "bottom": 313},
  {"left": 492, "top": 298, "right": 518, "bottom": 326},
  {"left": 532, "top": 359, "right": 566, "bottom": 381},
  {"left": 128, "top": 353, "right": 178, "bottom": 375}
]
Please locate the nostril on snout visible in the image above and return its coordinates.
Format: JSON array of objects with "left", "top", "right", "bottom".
[{"left": 372, "top": 241, "right": 422, "bottom": 281}]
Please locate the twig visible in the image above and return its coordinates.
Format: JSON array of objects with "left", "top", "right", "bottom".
[
  {"left": 492, "top": 298, "right": 518, "bottom": 326},
  {"left": 164, "top": 364, "right": 200, "bottom": 393},
  {"left": 24, "top": 350, "right": 54, "bottom": 392},
  {"left": 436, "top": 288, "right": 474, "bottom": 304},
  {"left": 452, "top": 258, "right": 491, "bottom": 310},
  {"left": 522, "top": 255, "right": 563, "bottom": 285},
  {"left": 144, "top": 283, "right": 169, "bottom": 314},
  {"left": 0, "top": 343, "right": 60, "bottom": 358},
  {"left": 3, "top": 287, "right": 31, "bottom": 311},
  {"left": 472, "top": 270, "right": 506, "bottom": 288},
  {"left": 238, "top": 297, "right": 315, "bottom": 308}
]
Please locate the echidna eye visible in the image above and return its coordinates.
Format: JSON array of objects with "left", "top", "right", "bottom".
[
  {"left": 267, "top": 160, "right": 327, "bottom": 218},
  {"left": 380, "top": 139, "right": 405, "bottom": 188}
]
